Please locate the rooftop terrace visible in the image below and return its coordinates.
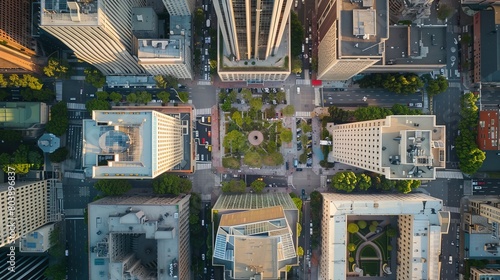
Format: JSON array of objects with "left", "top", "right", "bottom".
[{"left": 41, "top": 0, "right": 100, "bottom": 25}]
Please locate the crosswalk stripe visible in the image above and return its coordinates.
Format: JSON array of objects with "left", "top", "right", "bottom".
[{"left": 195, "top": 108, "right": 212, "bottom": 116}]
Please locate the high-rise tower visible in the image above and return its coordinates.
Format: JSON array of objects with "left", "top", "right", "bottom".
[
  {"left": 213, "top": 0, "right": 293, "bottom": 61},
  {"left": 40, "top": 0, "right": 147, "bottom": 76}
]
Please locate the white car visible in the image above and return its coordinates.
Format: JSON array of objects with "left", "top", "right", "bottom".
[
  {"left": 415, "top": 103, "right": 423, "bottom": 108},
  {"left": 448, "top": 256, "right": 453, "bottom": 264}
]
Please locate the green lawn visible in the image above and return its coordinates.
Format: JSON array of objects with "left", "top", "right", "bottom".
[
  {"left": 360, "top": 260, "right": 380, "bottom": 276},
  {"left": 372, "top": 231, "right": 388, "bottom": 261},
  {"left": 360, "top": 245, "right": 377, "bottom": 258}
]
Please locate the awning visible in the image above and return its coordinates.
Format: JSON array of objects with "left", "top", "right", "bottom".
[{"left": 312, "top": 80, "right": 322, "bottom": 87}]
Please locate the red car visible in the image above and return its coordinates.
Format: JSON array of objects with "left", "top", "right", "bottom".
[
  {"left": 201, "top": 138, "right": 206, "bottom": 144},
  {"left": 208, "top": 131, "right": 211, "bottom": 137}
]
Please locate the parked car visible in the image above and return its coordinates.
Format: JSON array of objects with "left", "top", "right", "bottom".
[{"left": 415, "top": 103, "right": 423, "bottom": 108}]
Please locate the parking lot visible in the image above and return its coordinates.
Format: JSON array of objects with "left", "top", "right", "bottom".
[{"left": 195, "top": 116, "right": 212, "bottom": 162}]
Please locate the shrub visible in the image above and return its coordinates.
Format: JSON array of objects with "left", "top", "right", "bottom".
[
  {"left": 347, "top": 223, "right": 359, "bottom": 234},
  {"left": 357, "top": 220, "right": 367, "bottom": 229}
]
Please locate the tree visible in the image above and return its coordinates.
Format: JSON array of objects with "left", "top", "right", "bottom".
[
  {"left": 297, "top": 246, "right": 304, "bottom": 256},
  {"left": 232, "top": 111, "right": 243, "bottom": 127},
  {"left": 126, "top": 93, "right": 138, "bottom": 104},
  {"left": 96, "top": 91, "right": 109, "bottom": 100},
  {"left": 7, "top": 145, "right": 31, "bottom": 174},
  {"left": 154, "top": 75, "right": 168, "bottom": 89},
  {"left": 43, "top": 58, "right": 69, "bottom": 78},
  {"left": 86, "top": 99, "right": 110, "bottom": 113},
  {"left": 265, "top": 106, "right": 276, "bottom": 119},
  {"left": 109, "top": 91, "right": 122, "bottom": 103},
  {"left": 0, "top": 130, "right": 22, "bottom": 143},
  {"left": 228, "top": 90, "right": 238, "bottom": 103},
  {"left": 331, "top": 171, "right": 358, "bottom": 192},
  {"left": 437, "top": 4, "right": 453, "bottom": 20},
  {"left": 221, "top": 180, "right": 246, "bottom": 193},
  {"left": 0, "top": 74, "right": 8, "bottom": 87},
  {"left": 369, "top": 224, "right": 377, "bottom": 232},
  {"left": 137, "top": 91, "right": 152, "bottom": 104},
  {"left": 263, "top": 152, "right": 284, "bottom": 166},
  {"left": 241, "top": 88, "right": 252, "bottom": 102},
  {"left": 347, "top": 243, "right": 357, "bottom": 252},
  {"left": 49, "top": 147, "right": 69, "bottom": 163},
  {"left": 292, "top": 57, "right": 303, "bottom": 74},
  {"left": 395, "top": 180, "right": 421, "bottom": 194},
  {"left": 250, "top": 180, "right": 266, "bottom": 193},
  {"left": 153, "top": 174, "right": 192, "bottom": 195},
  {"left": 84, "top": 68, "right": 106, "bottom": 88},
  {"left": 44, "top": 263, "right": 67, "bottom": 280},
  {"left": 223, "top": 130, "right": 247, "bottom": 153},
  {"left": 178, "top": 91, "right": 189, "bottom": 103},
  {"left": 356, "top": 173, "right": 372, "bottom": 191},
  {"left": 243, "top": 151, "right": 262, "bottom": 167},
  {"left": 28, "top": 150, "right": 43, "bottom": 169},
  {"left": 292, "top": 197, "right": 303, "bottom": 212},
  {"left": 249, "top": 97, "right": 263, "bottom": 111},
  {"left": 387, "top": 227, "right": 397, "bottom": 238},
  {"left": 222, "top": 157, "right": 241, "bottom": 169},
  {"left": 94, "top": 179, "right": 132, "bottom": 196},
  {"left": 46, "top": 102, "right": 69, "bottom": 136},
  {"left": 348, "top": 257, "right": 355, "bottom": 263},
  {"left": 280, "top": 129, "right": 293, "bottom": 142},
  {"left": 221, "top": 99, "right": 232, "bottom": 111},
  {"left": 426, "top": 75, "right": 448, "bottom": 96},
  {"left": 357, "top": 220, "right": 367, "bottom": 229},
  {"left": 290, "top": 11, "right": 304, "bottom": 57},
  {"left": 281, "top": 105, "right": 295, "bottom": 117},
  {"left": 347, "top": 223, "right": 359, "bottom": 234},
  {"left": 157, "top": 91, "right": 170, "bottom": 103},
  {"left": 276, "top": 91, "right": 286, "bottom": 104}
]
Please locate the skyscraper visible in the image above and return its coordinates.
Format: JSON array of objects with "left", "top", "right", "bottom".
[
  {"left": 327, "top": 115, "right": 446, "bottom": 180},
  {"left": 82, "top": 110, "right": 184, "bottom": 179},
  {"left": 40, "top": 0, "right": 147, "bottom": 76},
  {"left": 88, "top": 195, "right": 191, "bottom": 280},
  {"left": 0, "top": 0, "right": 42, "bottom": 74},
  {"left": 0, "top": 180, "right": 55, "bottom": 247},
  {"left": 214, "top": 0, "right": 293, "bottom": 60}
]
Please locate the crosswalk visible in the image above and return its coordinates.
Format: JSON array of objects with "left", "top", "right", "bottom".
[
  {"left": 64, "top": 171, "right": 85, "bottom": 179},
  {"left": 296, "top": 79, "right": 311, "bottom": 85},
  {"left": 295, "top": 111, "right": 311, "bottom": 117},
  {"left": 448, "top": 82, "right": 461, "bottom": 88},
  {"left": 67, "top": 103, "right": 86, "bottom": 110},
  {"left": 196, "top": 163, "right": 212, "bottom": 170},
  {"left": 195, "top": 108, "right": 212, "bottom": 116},
  {"left": 197, "top": 80, "right": 212, "bottom": 86}
]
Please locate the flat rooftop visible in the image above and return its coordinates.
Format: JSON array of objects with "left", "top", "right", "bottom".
[
  {"left": 380, "top": 115, "right": 445, "bottom": 179},
  {"left": 88, "top": 195, "right": 190, "bottom": 280},
  {"left": 339, "top": 0, "right": 388, "bottom": 57},
  {"left": 41, "top": 0, "right": 100, "bottom": 26},
  {"left": 384, "top": 25, "right": 447, "bottom": 65},
  {"left": 0, "top": 102, "right": 45, "bottom": 128}
]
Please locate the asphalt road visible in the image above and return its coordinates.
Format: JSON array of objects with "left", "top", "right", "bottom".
[
  {"left": 471, "top": 179, "right": 500, "bottom": 195},
  {"left": 65, "top": 218, "right": 89, "bottom": 280},
  {"left": 440, "top": 222, "right": 461, "bottom": 280},
  {"left": 195, "top": 117, "right": 212, "bottom": 162},
  {"left": 422, "top": 179, "right": 463, "bottom": 208},
  {"left": 433, "top": 86, "right": 461, "bottom": 166},
  {"left": 323, "top": 88, "right": 422, "bottom": 107},
  {"left": 246, "top": 175, "right": 287, "bottom": 187}
]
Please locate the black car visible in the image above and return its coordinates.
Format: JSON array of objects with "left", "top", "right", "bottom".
[
  {"left": 286, "top": 162, "right": 289, "bottom": 170},
  {"left": 296, "top": 168, "right": 303, "bottom": 171}
]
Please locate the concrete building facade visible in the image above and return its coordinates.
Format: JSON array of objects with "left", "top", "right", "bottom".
[
  {"left": 463, "top": 197, "right": 500, "bottom": 259},
  {"left": 214, "top": 0, "right": 292, "bottom": 82},
  {"left": 82, "top": 110, "right": 184, "bottom": 179},
  {"left": 0, "top": 0, "right": 42, "bottom": 74},
  {"left": 88, "top": 195, "right": 191, "bottom": 280},
  {"left": 320, "top": 193, "right": 449, "bottom": 280},
  {"left": 470, "top": 267, "right": 500, "bottom": 279},
  {"left": 327, "top": 115, "right": 446, "bottom": 180},
  {"left": 477, "top": 110, "right": 499, "bottom": 150},
  {"left": 211, "top": 193, "right": 299, "bottom": 279},
  {"left": 0, "top": 102, "right": 48, "bottom": 139},
  {"left": 0, "top": 180, "right": 55, "bottom": 247}
]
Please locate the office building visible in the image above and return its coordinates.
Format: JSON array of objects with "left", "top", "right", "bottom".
[
  {"left": 317, "top": 0, "right": 446, "bottom": 81},
  {"left": 327, "top": 115, "right": 446, "bottom": 180},
  {"left": 472, "top": 7, "right": 500, "bottom": 86},
  {"left": 389, "top": 0, "right": 433, "bottom": 21},
  {"left": 211, "top": 193, "right": 299, "bottom": 279},
  {"left": 213, "top": 0, "right": 292, "bottom": 82},
  {"left": 463, "top": 197, "right": 500, "bottom": 259},
  {"left": 133, "top": 8, "right": 193, "bottom": 79},
  {"left": 470, "top": 267, "right": 500, "bottom": 279},
  {"left": 320, "top": 193, "right": 449, "bottom": 280},
  {"left": 0, "top": 0, "right": 42, "bottom": 74},
  {"left": 0, "top": 180, "right": 55, "bottom": 248},
  {"left": 40, "top": 0, "right": 147, "bottom": 76},
  {"left": 82, "top": 110, "right": 184, "bottom": 179},
  {"left": 88, "top": 195, "right": 191, "bottom": 280},
  {"left": 0, "top": 102, "right": 48, "bottom": 139},
  {"left": 477, "top": 110, "right": 499, "bottom": 150}
]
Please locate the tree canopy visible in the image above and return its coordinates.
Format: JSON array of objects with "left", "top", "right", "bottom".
[
  {"left": 221, "top": 180, "right": 246, "bottom": 193},
  {"left": 86, "top": 98, "right": 110, "bottom": 113},
  {"left": 46, "top": 102, "right": 69, "bottom": 136},
  {"left": 84, "top": 68, "right": 106, "bottom": 88},
  {"left": 223, "top": 130, "right": 247, "bottom": 154},
  {"left": 358, "top": 73, "right": 424, "bottom": 94},
  {"left": 280, "top": 129, "right": 293, "bottom": 142},
  {"left": 153, "top": 174, "right": 192, "bottom": 195},
  {"left": 290, "top": 11, "right": 304, "bottom": 57},
  {"left": 426, "top": 75, "right": 448, "bottom": 96},
  {"left": 331, "top": 171, "right": 358, "bottom": 192},
  {"left": 250, "top": 180, "right": 266, "bottom": 193},
  {"left": 48, "top": 147, "right": 69, "bottom": 163},
  {"left": 178, "top": 91, "right": 189, "bottom": 103},
  {"left": 43, "top": 58, "right": 69, "bottom": 79},
  {"left": 281, "top": 105, "right": 295, "bottom": 117},
  {"left": 249, "top": 97, "right": 263, "bottom": 111},
  {"left": 109, "top": 91, "right": 122, "bottom": 102},
  {"left": 94, "top": 179, "right": 132, "bottom": 196}
]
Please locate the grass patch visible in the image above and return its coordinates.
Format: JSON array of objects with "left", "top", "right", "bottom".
[
  {"left": 360, "top": 260, "right": 380, "bottom": 276},
  {"left": 360, "top": 245, "right": 377, "bottom": 258},
  {"left": 350, "top": 233, "right": 363, "bottom": 246},
  {"left": 372, "top": 231, "right": 388, "bottom": 261}
]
